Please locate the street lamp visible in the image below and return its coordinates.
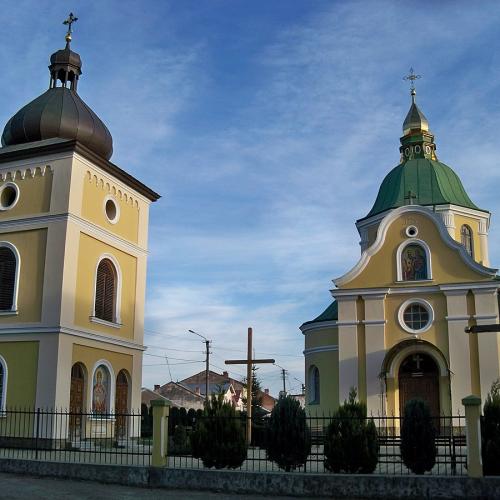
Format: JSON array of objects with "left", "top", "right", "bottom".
[{"left": 188, "top": 330, "right": 211, "bottom": 401}]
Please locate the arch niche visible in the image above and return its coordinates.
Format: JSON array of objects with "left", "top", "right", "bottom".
[
  {"left": 115, "top": 369, "right": 130, "bottom": 438},
  {"left": 69, "top": 362, "right": 86, "bottom": 437}
]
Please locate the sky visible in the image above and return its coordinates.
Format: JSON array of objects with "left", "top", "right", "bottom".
[{"left": 2, "top": 1, "right": 500, "bottom": 397}]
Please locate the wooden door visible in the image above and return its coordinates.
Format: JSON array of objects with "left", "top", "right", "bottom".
[
  {"left": 69, "top": 364, "right": 85, "bottom": 438},
  {"left": 115, "top": 371, "right": 129, "bottom": 439}
]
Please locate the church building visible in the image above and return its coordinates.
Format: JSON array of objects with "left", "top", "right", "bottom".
[
  {"left": 301, "top": 82, "right": 500, "bottom": 417},
  {"left": 0, "top": 17, "right": 159, "bottom": 438}
]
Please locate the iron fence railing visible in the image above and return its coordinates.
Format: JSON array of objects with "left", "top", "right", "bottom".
[
  {"left": 166, "top": 413, "right": 467, "bottom": 475},
  {"left": 0, "top": 408, "right": 151, "bottom": 465}
]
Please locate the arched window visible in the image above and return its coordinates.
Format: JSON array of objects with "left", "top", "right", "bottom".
[
  {"left": 0, "top": 246, "right": 17, "bottom": 311},
  {"left": 92, "top": 364, "right": 111, "bottom": 415},
  {"left": 401, "top": 244, "right": 428, "bottom": 281},
  {"left": 309, "top": 365, "right": 320, "bottom": 404},
  {"left": 94, "top": 258, "right": 117, "bottom": 323},
  {"left": 461, "top": 224, "right": 474, "bottom": 258},
  {"left": 0, "top": 355, "right": 7, "bottom": 412}
]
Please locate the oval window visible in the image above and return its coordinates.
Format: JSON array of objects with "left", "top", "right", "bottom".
[
  {"left": 104, "top": 197, "right": 119, "bottom": 224},
  {"left": 0, "top": 183, "right": 19, "bottom": 211}
]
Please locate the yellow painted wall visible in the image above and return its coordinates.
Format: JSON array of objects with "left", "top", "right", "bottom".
[
  {"left": 74, "top": 233, "right": 137, "bottom": 339},
  {"left": 0, "top": 341, "right": 38, "bottom": 408},
  {"left": 305, "top": 326, "right": 339, "bottom": 415},
  {"left": 0, "top": 229, "right": 47, "bottom": 324},
  {"left": 453, "top": 215, "right": 482, "bottom": 263},
  {"left": 0, "top": 169, "right": 52, "bottom": 220},
  {"left": 82, "top": 173, "right": 139, "bottom": 243},
  {"left": 385, "top": 293, "right": 449, "bottom": 361},
  {"left": 345, "top": 213, "right": 491, "bottom": 289}
]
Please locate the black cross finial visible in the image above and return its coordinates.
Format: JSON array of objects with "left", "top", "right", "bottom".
[
  {"left": 404, "top": 190, "right": 417, "bottom": 205},
  {"left": 403, "top": 67, "right": 421, "bottom": 92},
  {"left": 63, "top": 12, "right": 78, "bottom": 45}
]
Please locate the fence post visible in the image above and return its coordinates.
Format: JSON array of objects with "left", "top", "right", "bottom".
[
  {"left": 462, "top": 395, "right": 482, "bottom": 478},
  {"left": 151, "top": 399, "right": 170, "bottom": 467}
]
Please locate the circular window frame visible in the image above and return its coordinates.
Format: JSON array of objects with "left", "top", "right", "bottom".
[
  {"left": 405, "top": 225, "right": 418, "bottom": 238},
  {"left": 398, "top": 298, "right": 434, "bottom": 335},
  {"left": 425, "top": 145, "right": 431, "bottom": 154},
  {"left": 103, "top": 196, "right": 120, "bottom": 224},
  {"left": 0, "top": 182, "right": 20, "bottom": 211},
  {"left": 414, "top": 145, "right": 421, "bottom": 154}
]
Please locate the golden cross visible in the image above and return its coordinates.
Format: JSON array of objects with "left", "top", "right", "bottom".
[
  {"left": 403, "top": 67, "right": 421, "bottom": 92},
  {"left": 63, "top": 12, "right": 78, "bottom": 44}
]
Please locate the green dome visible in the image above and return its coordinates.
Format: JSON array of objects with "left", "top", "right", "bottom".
[{"left": 361, "top": 158, "right": 485, "bottom": 221}]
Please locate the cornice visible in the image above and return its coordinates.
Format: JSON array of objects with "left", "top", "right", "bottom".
[{"left": 300, "top": 320, "right": 338, "bottom": 334}]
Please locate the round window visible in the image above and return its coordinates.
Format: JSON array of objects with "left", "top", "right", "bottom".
[
  {"left": 425, "top": 145, "right": 431, "bottom": 154},
  {"left": 398, "top": 299, "right": 434, "bottom": 334},
  {"left": 0, "top": 183, "right": 19, "bottom": 211},
  {"left": 104, "top": 197, "right": 119, "bottom": 224},
  {"left": 414, "top": 145, "right": 421, "bottom": 153},
  {"left": 406, "top": 225, "right": 418, "bottom": 238}
]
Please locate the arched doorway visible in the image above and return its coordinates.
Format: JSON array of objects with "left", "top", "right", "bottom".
[
  {"left": 69, "top": 363, "right": 86, "bottom": 438},
  {"left": 115, "top": 370, "right": 129, "bottom": 439},
  {"left": 398, "top": 353, "right": 440, "bottom": 417}
]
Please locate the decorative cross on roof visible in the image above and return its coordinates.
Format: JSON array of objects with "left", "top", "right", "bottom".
[
  {"left": 404, "top": 190, "right": 417, "bottom": 205},
  {"left": 63, "top": 12, "right": 78, "bottom": 44},
  {"left": 403, "top": 67, "right": 421, "bottom": 92}
]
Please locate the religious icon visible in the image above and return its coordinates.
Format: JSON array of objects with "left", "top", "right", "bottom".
[
  {"left": 92, "top": 367, "right": 108, "bottom": 414},
  {"left": 402, "top": 245, "right": 427, "bottom": 281}
]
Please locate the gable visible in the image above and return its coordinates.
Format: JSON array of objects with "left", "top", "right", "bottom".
[{"left": 336, "top": 206, "right": 497, "bottom": 289}]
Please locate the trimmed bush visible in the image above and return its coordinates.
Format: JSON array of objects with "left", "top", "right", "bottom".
[
  {"left": 191, "top": 394, "right": 247, "bottom": 469},
  {"left": 266, "top": 395, "right": 311, "bottom": 471},
  {"left": 400, "top": 399, "right": 436, "bottom": 474},
  {"left": 324, "top": 388, "right": 379, "bottom": 473},
  {"left": 482, "top": 379, "right": 500, "bottom": 475},
  {"left": 169, "top": 424, "right": 191, "bottom": 455}
]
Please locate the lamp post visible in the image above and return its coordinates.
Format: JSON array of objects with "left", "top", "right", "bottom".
[{"left": 188, "top": 329, "right": 211, "bottom": 401}]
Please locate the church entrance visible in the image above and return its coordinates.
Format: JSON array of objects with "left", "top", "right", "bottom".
[
  {"left": 115, "top": 370, "right": 129, "bottom": 439},
  {"left": 398, "top": 353, "right": 440, "bottom": 417},
  {"left": 69, "top": 363, "right": 85, "bottom": 438}
]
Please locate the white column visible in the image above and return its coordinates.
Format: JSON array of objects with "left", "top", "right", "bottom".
[
  {"left": 362, "top": 294, "right": 386, "bottom": 415},
  {"left": 478, "top": 218, "right": 490, "bottom": 267},
  {"left": 337, "top": 296, "right": 358, "bottom": 403},
  {"left": 444, "top": 290, "right": 471, "bottom": 414},
  {"left": 473, "top": 288, "right": 500, "bottom": 402},
  {"left": 439, "top": 210, "right": 455, "bottom": 238}
]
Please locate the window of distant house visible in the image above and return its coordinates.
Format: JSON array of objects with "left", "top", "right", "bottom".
[
  {"left": 0, "top": 245, "right": 18, "bottom": 312},
  {"left": 309, "top": 365, "right": 320, "bottom": 404},
  {"left": 94, "top": 258, "right": 117, "bottom": 323},
  {"left": 461, "top": 224, "right": 474, "bottom": 258},
  {"left": 401, "top": 244, "right": 428, "bottom": 281}
]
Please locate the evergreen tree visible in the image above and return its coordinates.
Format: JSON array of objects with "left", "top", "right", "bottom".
[
  {"left": 324, "top": 388, "right": 379, "bottom": 473},
  {"left": 482, "top": 378, "right": 500, "bottom": 475},
  {"left": 191, "top": 394, "right": 247, "bottom": 469},
  {"left": 400, "top": 399, "right": 436, "bottom": 474},
  {"left": 266, "top": 395, "right": 311, "bottom": 471}
]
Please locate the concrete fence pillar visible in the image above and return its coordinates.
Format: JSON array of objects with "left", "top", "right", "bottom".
[
  {"left": 462, "top": 395, "right": 483, "bottom": 478},
  {"left": 151, "top": 399, "right": 170, "bottom": 467}
]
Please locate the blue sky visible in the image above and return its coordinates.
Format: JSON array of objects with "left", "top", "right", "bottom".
[{"left": 2, "top": 1, "right": 500, "bottom": 396}]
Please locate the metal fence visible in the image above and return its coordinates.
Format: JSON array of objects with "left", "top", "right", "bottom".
[
  {"left": 166, "top": 413, "right": 468, "bottom": 475},
  {"left": 0, "top": 408, "right": 151, "bottom": 465}
]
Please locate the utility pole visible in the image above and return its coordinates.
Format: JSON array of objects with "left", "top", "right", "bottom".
[
  {"left": 188, "top": 330, "right": 211, "bottom": 401},
  {"left": 281, "top": 368, "right": 287, "bottom": 395},
  {"left": 225, "top": 327, "right": 275, "bottom": 445}
]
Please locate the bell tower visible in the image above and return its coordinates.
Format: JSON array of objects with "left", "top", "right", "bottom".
[{"left": 0, "top": 15, "right": 159, "bottom": 431}]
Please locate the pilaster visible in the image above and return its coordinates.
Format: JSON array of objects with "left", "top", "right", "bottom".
[
  {"left": 478, "top": 218, "right": 490, "bottom": 267},
  {"left": 337, "top": 296, "right": 358, "bottom": 403}
]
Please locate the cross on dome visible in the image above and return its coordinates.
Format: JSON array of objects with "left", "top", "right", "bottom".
[{"left": 63, "top": 12, "right": 78, "bottom": 46}]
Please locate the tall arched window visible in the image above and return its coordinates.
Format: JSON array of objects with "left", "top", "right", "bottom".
[
  {"left": 401, "top": 244, "right": 428, "bottom": 281},
  {"left": 309, "top": 365, "right": 320, "bottom": 404},
  {"left": 0, "top": 355, "right": 7, "bottom": 412},
  {"left": 0, "top": 246, "right": 17, "bottom": 311},
  {"left": 461, "top": 224, "right": 474, "bottom": 258},
  {"left": 94, "top": 258, "right": 117, "bottom": 322}
]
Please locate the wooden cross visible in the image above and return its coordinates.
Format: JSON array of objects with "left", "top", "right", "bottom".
[
  {"left": 404, "top": 190, "right": 417, "bottom": 205},
  {"left": 225, "top": 327, "right": 275, "bottom": 444}
]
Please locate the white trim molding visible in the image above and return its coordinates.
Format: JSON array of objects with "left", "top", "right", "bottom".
[
  {"left": 300, "top": 320, "right": 338, "bottom": 334},
  {"left": 396, "top": 238, "right": 433, "bottom": 282},
  {"left": 397, "top": 298, "right": 435, "bottom": 335},
  {"left": 387, "top": 342, "right": 448, "bottom": 378},
  {"left": 0, "top": 354, "right": 7, "bottom": 413},
  {"left": 92, "top": 253, "right": 122, "bottom": 325},
  {"left": 0, "top": 241, "right": 21, "bottom": 314},
  {"left": 304, "top": 345, "right": 339, "bottom": 355},
  {"left": 334, "top": 206, "right": 497, "bottom": 287}
]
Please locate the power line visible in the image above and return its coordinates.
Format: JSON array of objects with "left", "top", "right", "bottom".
[
  {"left": 143, "top": 352, "right": 203, "bottom": 362},
  {"left": 144, "top": 360, "right": 203, "bottom": 367}
]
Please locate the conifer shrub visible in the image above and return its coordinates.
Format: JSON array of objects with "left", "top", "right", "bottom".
[
  {"left": 190, "top": 394, "right": 247, "bottom": 469},
  {"left": 266, "top": 395, "right": 311, "bottom": 471},
  {"left": 169, "top": 424, "right": 191, "bottom": 455},
  {"left": 400, "top": 399, "right": 436, "bottom": 474},
  {"left": 324, "top": 388, "right": 379, "bottom": 473},
  {"left": 482, "top": 379, "right": 500, "bottom": 475}
]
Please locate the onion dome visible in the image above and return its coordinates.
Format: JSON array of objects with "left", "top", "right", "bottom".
[
  {"left": 1, "top": 17, "right": 113, "bottom": 160},
  {"left": 360, "top": 87, "right": 485, "bottom": 221}
]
